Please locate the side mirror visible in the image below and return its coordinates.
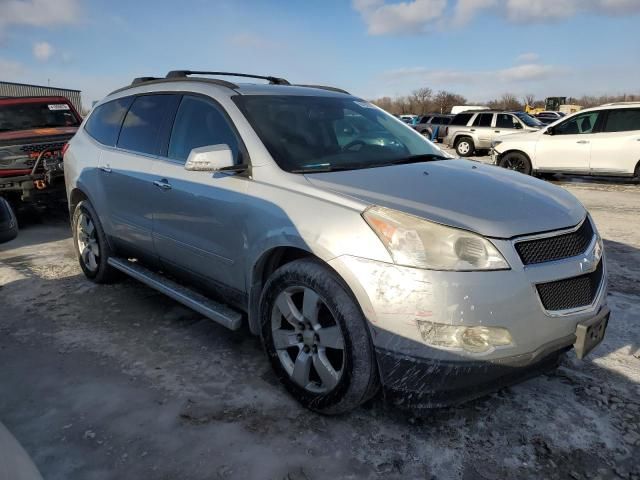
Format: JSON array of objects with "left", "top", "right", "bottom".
[
  {"left": 185, "top": 144, "right": 235, "bottom": 172},
  {"left": 544, "top": 126, "right": 555, "bottom": 135},
  {"left": 514, "top": 123, "right": 523, "bottom": 130},
  {"left": 0, "top": 198, "right": 18, "bottom": 244}
]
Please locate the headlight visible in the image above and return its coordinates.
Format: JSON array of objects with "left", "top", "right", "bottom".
[
  {"left": 416, "top": 320, "right": 513, "bottom": 353},
  {"left": 363, "top": 206, "right": 509, "bottom": 271}
]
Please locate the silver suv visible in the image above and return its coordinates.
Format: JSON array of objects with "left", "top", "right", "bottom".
[
  {"left": 445, "top": 110, "right": 544, "bottom": 157},
  {"left": 64, "top": 71, "right": 609, "bottom": 414}
]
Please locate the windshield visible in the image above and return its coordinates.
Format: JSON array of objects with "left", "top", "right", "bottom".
[
  {"left": 233, "top": 95, "right": 445, "bottom": 172},
  {"left": 515, "top": 112, "right": 544, "bottom": 127},
  {"left": 0, "top": 101, "right": 81, "bottom": 132}
]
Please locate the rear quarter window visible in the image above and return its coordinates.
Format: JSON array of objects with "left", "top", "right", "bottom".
[
  {"left": 450, "top": 113, "right": 473, "bottom": 126},
  {"left": 85, "top": 97, "right": 134, "bottom": 146}
]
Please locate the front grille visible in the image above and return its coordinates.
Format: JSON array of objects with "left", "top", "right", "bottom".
[
  {"left": 19, "top": 142, "right": 66, "bottom": 154},
  {"left": 19, "top": 142, "right": 65, "bottom": 173},
  {"left": 516, "top": 219, "right": 594, "bottom": 265},
  {"left": 536, "top": 260, "right": 603, "bottom": 311}
]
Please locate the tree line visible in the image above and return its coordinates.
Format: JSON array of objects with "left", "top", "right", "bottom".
[{"left": 370, "top": 88, "right": 640, "bottom": 115}]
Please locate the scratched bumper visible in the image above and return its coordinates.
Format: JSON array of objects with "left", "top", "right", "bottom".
[
  {"left": 328, "top": 253, "right": 608, "bottom": 363},
  {"left": 376, "top": 335, "right": 573, "bottom": 408}
]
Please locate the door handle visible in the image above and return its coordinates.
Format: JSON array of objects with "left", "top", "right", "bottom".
[
  {"left": 100, "top": 165, "right": 112, "bottom": 173},
  {"left": 470, "top": 128, "right": 476, "bottom": 132},
  {"left": 576, "top": 140, "right": 590, "bottom": 144},
  {"left": 153, "top": 179, "right": 172, "bottom": 190},
  {"left": 494, "top": 130, "right": 500, "bottom": 133}
]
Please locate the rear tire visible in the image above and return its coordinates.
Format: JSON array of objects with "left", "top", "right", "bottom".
[
  {"left": 499, "top": 151, "right": 532, "bottom": 176},
  {"left": 72, "top": 200, "right": 119, "bottom": 283},
  {"left": 455, "top": 137, "right": 474, "bottom": 157},
  {"left": 260, "top": 258, "right": 379, "bottom": 414}
]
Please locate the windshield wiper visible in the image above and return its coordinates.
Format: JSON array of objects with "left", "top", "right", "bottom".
[
  {"left": 386, "top": 153, "right": 450, "bottom": 165},
  {"left": 291, "top": 165, "right": 360, "bottom": 173}
]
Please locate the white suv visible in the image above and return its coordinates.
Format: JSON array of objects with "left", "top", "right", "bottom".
[{"left": 492, "top": 103, "right": 640, "bottom": 178}]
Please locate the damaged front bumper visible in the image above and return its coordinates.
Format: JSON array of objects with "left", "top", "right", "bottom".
[{"left": 328, "top": 252, "right": 609, "bottom": 407}]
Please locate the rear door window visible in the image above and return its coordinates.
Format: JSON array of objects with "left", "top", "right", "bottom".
[
  {"left": 603, "top": 109, "right": 640, "bottom": 132},
  {"left": 84, "top": 97, "right": 133, "bottom": 146},
  {"left": 168, "top": 95, "right": 240, "bottom": 163},
  {"left": 450, "top": 113, "right": 473, "bottom": 126},
  {"left": 117, "top": 94, "right": 180, "bottom": 156},
  {"left": 472, "top": 113, "right": 493, "bottom": 127}
]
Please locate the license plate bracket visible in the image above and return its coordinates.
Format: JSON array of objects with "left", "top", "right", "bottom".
[{"left": 574, "top": 308, "right": 609, "bottom": 359}]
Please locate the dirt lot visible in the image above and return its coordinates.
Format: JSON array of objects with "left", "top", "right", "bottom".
[{"left": 1, "top": 171, "right": 639, "bottom": 479}]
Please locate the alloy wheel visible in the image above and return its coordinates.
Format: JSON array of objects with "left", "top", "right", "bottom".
[
  {"left": 76, "top": 212, "right": 100, "bottom": 272},
  {"left": 457, "top": 141, "right": 470, "bottom": 155},
  {"left": 271, "top": 286, "right": 345, "bottom": 394},
  {"left": 503, "top": 156, "right": 527, "bottom": 173}
]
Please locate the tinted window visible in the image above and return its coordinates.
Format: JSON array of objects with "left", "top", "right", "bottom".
[
  {"left": 84, "top": 97, "right": 133, "bottom": 146},
  {"left": 168, "top": 95, "right": 240, "bottom": 163},
  {"left": 603, "top": 109, "right": 640, "bottom": 132},
  {"left": 496, "top": 114, "right": 519, "bottom": 129},
  {"left": 450, "top": 113, "right": 473, "bottom": 126},
  {"left": 117, "top": 94, "right": 180, "bottom": 155},
  {"left": 555, "top": 111, "right": 600, "bottom": 135},
  {"left": 472, "top": 113, "right": 493, "bottom": 127}
]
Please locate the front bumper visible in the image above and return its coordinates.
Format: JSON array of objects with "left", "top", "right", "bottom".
[
  {"left": 377, "top": 305, "right": 609, "bottom": 407},
  {"left": 328, "top": 233, "right": 608, "bottom": 404}
]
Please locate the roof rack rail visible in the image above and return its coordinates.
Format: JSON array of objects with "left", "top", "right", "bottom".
[
  {"left": 131, "top": 77, "right": 161, "bottom": 86},
  {"left": 294, "top": 84, "right": 350, "bottom": 95},
  {"left": 166, "top": 70, "right": 290, "bottom": 85}
]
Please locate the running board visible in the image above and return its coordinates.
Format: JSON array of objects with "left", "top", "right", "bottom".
[{"left": 107, "top": 257, "right": 242, "bottom": 330}]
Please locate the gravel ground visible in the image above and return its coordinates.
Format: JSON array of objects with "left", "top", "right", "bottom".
[{"left": 1, "top": 165, "right": 639, "bottom": 480}]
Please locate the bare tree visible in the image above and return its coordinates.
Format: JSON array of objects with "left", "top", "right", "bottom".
[
  {"left": 500, "top": 93, "right": 522, "bottom": 110},
  {"left": 409, "top": 87, "right": 433, "bottom": 114},
  {"left": 434, "top": 90, "right": 467, "bottom": 114},
  {"left": 523, "top": 94, "right": 536, "bottom": 107}
]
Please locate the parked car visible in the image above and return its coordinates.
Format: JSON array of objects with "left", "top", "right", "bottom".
[
  {"left": 444, "top": 110, "right": 544, "bottom": 157},
  {"left": 65, "top": 70, "right": 609, "bottom": 413},
  {"left": 450, "top": 105, "right": 486, "bottom": 115},
  {"left": 399, "top": 114, "right": 418, "bottom": 125},
  {"left": 0, "top": 197, "right": 18, "bottom": 244},
  {"left": 492, "top": 102, "right": 640, "bottom": 178},
  {"left": 0, "top": 96, "right": 81, "bottom": 207},
  {"left": 535, "top": 111, "right": 566, "bottom": 125},
  {"left": 413, "top": 114, "right": 453, "bottom": 142}
]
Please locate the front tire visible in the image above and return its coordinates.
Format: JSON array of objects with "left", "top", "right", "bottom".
[
  {"left": 455, "top": 137, "right": 474, "bottom": 157},
  {"left": 72, "top": 200, "right": 119, "bottom": 283},
  {"left": 499, "top": 151, "right": 532, "bottom": 176},
  {"left": 260, "top": 259, "right": 379, "bottom": 414}
]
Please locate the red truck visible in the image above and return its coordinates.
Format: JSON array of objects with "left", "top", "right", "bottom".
[{"left": 0, "top": 96, "right": 82, "bottom": 207}]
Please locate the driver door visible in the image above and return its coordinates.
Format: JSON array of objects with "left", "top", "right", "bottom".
[
  {"left": 534, "top": 111, "right": 602, "bottom": 173},
  {"left": 151, "top": 95, "right": 249, "bottom": 293}
]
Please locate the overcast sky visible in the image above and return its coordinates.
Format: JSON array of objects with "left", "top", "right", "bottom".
[{"left": 1, "top": 0, "right": 639, "bottom": 108}]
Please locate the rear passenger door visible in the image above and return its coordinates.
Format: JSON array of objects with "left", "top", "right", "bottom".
[
  {"left": 470, "top": 113, "right": 494, "bottom": 148},
  {"left": 98, "top": 93, "right": 180, "bottom": 262},
  {"left": 151, "top": 94, "right": 249, "bottom": 294},
  {"left": 589, "top": 108, "right": 640, "bottom": 175}
]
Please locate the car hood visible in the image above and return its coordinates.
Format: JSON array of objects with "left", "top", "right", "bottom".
[{"left": 304, "top": 159, "right": 585, "bottom": 238}]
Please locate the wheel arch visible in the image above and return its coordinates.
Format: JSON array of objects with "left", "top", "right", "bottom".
[{"left": 247, "top": 246, "right": 321, "bottom": 335}]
